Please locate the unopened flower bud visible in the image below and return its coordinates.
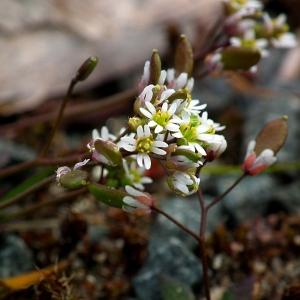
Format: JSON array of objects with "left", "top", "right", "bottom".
[
  {"left": 206, "top": 136, "right": 227, "bottom": 161},
  {"left": 128, "top": 117, "right": 143, "bottom": 131},
  {"left": 242, "top": 116, "right": 288, "bottom": 175},
  {"left": 122, "top": 185, "right": 154, "bottom": 215},
  {"left": 167, "top": 171, "right": 200, "bottom": 196},
  {"left": 75, "top": 56, "right": 98, "bottom": 81}
]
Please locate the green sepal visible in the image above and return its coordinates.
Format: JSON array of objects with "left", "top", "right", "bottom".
[{"left": 172, "top": 149, "right": 201, "bottom": 162}]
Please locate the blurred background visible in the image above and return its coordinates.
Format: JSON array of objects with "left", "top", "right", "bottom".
[{"left": 1, "top": 0, "right": 300, "bottom": 299}]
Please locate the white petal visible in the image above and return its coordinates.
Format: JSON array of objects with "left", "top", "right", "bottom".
[
  {"left": 125, "top": 185, "right": 144, "bottom": 197},
  {"left": 143, "top": 154, "right": 152, "bottom": 170},
  {"left": 154, "top": 125, "right": 163, "bottom": 134},
  {"left": 145, "top": 101, "right": 156, "bottom": 114},
  {"left": 140, "top": 107, "right": 153, "bottom": 119},
  {"left": 144, "top": 125, "right": 151, "bottom": 137},
  {"left": 151, "top": 147, "right": 166, "bottom": 155},
  {"left": 148, "top": 120, "right": 158, "bottom": 127},
  {"left": 137, "top": 125, "right": 144, "bottom": 138},
  {"left": 137, "top": 154, "right": 144, "bottom": 168},
  {"left": 168, "top": 102, "right": 177, "bottom": 115},
  {"left": 158, "top": 70, "right": 167, "bottom": 85},
  {"left": 152, "top": 140, "right": 168, "bottom": 147}
]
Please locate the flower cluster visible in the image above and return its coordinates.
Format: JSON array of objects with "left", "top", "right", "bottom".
[{"left": 206, "top": 0, "right": 297, "bottom": 72}]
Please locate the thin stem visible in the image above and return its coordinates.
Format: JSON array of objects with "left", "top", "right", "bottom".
[
  {"left": 0, "top": 152, "right": 90, "bottom": 180},
  {"left": 197, "top": 188, "right": 211, "bottom": 300},
  {"left": 0, "top": 160, "right": 36, "bottom": 180},
  {"left": 39, "top": 78, "right": 78, "bottom": 156},
  {"left": 0, "top": 175, "right": 55, "bottom": 210},
  {"left": 152, "top": 205, "right": 199, "bottom": 243},
  {"left": 206, "top": 173, "right": 246, "bottom": 211}
]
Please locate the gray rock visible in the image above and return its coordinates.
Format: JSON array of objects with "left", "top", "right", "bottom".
[
  {"left": 271, "top": 179, "right": 300, "bottom": 213},
  {"left": 215, "top": 175, "right": 275, "bottom": 223},
  {"left": 133, "top": 237, "right": 201, "bottom": 300},
  {"left": 0, "top": 234, "right": 34, "bottom": 278}
]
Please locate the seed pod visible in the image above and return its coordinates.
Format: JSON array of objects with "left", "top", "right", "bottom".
[
  {"left": 94, "top": 139, "right": 122, "bottom": 166},
  {"left": 88, "top": 183, "right": 126, "bottom": 208},
  {"left": 76, "top": 56, "right": 99, "bottom": 81},
  {"left": 175, "top": 34, "right": 194, "bottom": 76},
  {"left": 60, "top": 170, "right": 88, "bottom": 189},
  {"left": 221, "top": 47, "right": 260, "bottom": 70},
  {"left": 149, "top": 49, "right": 161, "bottom": 84},
  {"left": 254, "top": 116, "right": 288, "bottom": 155}
]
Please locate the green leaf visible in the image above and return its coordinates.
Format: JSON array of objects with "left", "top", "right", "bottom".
[
  {"left": 88, "top": 183, "right": 125, "bottom": 208},
  {"left": 0, "top": 168, "right": 53, "bottom": 202},
  {"left": 160, "top": 276, "right": 195, "bottom": 300}
]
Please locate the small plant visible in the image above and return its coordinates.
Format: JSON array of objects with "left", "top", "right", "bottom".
[{"left": 0, "top": 0, "right": 295, "bottom": 299}]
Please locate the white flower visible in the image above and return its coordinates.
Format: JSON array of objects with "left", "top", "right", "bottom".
[
  {"left": 242, "top": 140, "right": 276, "bottom": 175},
  {"left": 167, "top": 171, "right": 200, "bottom": 196},
  {"left": 200, "top": 111, "right": 225, "bottom": 132},
  {"left": 140, "top": 101, "right": 181, "bottom": 134},
  {"left": 122, "top": 159, "right": 153, "bottom": 190},
  {"left": 167, "top": 69, "right": 194, "bottom": 92},
  {"left": 224, "top": 0, "right": 262, "bottom": 13},
  {"left": 119, "top": 125, "right": 168, "bottom": 170},
  {"left": 206, "top": 135, "right": 227, "bottom": 161},
  {"left": 174, "top": 98, "right": 207, "bottom": 116},
  {"left": 122, "top": 185, "right": 153, "bottom": 215},
  {"left": 56, "top": 159, "right": 90, "bottom": 182},
  {"left": 272, "top": 32, "right": 297, "bottom": 48}
]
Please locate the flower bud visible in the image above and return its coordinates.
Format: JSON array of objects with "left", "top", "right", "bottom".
[
  {"left": 206, "top": 136, "right": 227, "bottom": 161},
  {"left": 166, "top": 149, "right": 201, "bottom": 171},
  {"left": 128, "top": 117, "right": 143, "bottom": 131},
  {"left": 242, "top": 116, "right": 288, "bottom": 175},
  {"left": 167, "top": 171, "right": 200, "bottom": 196},
  {"left": 175, "top": 34, "right": 194, "bottom": 76},
  {"left": 94, "top": 139, "right": 122, "bottom": 166},
  {"left": 75, "top": 56, "right": 99, "bottom": 81}
]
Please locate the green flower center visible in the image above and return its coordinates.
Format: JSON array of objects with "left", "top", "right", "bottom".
[
  {"left": 130, "top": 169, "right": 142, "bottom": 183},
  {"left": 152, "top": 110, "right": 171, "bottom": 127},
  {"left": 136, "top": 136, "right": 153, "bottom": 153},
  {"left": 179, "top": 123, "right": 198, "bottom": 142}
]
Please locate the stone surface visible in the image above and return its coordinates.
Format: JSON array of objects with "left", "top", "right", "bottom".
[
  {"left": 133, "top": 237, "right": 201, "bottom": 300},
  {"left": 0, "top": 234, "right": 34, "bottom": 278}
]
